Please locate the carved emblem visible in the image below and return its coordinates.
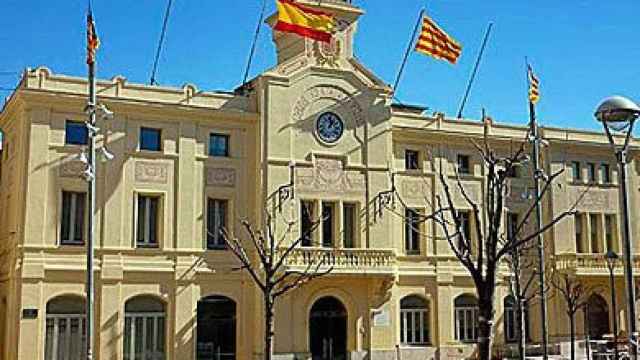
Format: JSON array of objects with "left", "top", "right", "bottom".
[
  {"left": 312, "top": 39, "right": 341, "bottom": 68},
  {"left": 277, "top": 57, "right": 309, "bottom": 76},
  {"left": 401, "top": 180, "right": 428, "bottom": 200},
  {"left": 296, "top": 158, "right": 364, "bottom": 194},
  {"left": 206, "top": 168, "right": 236, "bottom": 187},
  {"left": 291, "top": 85, "right": 364, "bottom": 126},
  {"left": 59, "top": 161, "right": 85, "bottom": 178},
  {"left": 135, "top": 162, "right": 168, "bottom": 184}
]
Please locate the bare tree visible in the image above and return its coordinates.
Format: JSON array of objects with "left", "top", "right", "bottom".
[
  {"left": 220, "top": 205, "right": 333, "bottom": 360},
  {"left": 550, "top": 272, "right": 599, "bottom": 360},
  {"left": 375, "top": 135, "right": 586, "bottom": 360}
]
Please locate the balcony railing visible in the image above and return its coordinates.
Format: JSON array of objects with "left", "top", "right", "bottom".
[
  {"left": 282, "top": 248, "right": 396, "bottom": 275},
  {"left": 554, "top": 253, "right": 640, "bottom": 273}
]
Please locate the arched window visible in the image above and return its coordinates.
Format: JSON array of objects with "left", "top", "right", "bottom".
[
  {"left": 197, "top": 295, "right": 236, "bottom": 360},
  {"left": 44, "top": 295, "right": 86, "bottom": 360},
  {"left": 400, "top": 295, "right": 430, "bottom": 345},
  {"left": 587, "top": 294, "right": 610, "bottom": 339},
  {"left": 504, "top": 295, "right": 530, "bottom": 343},
  {"left": 123, "top": 296, "right": 166, "bottom": 360},
  {"left": 454, "top": 294, "right": 478, "bottom": 342}
]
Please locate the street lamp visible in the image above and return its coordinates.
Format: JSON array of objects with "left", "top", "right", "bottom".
[
  {"left": 606, "top": 250, "right": 620, "bottom": 360},
  {"left": 595, "top": 96, "right": 640, "bottom": 360}
]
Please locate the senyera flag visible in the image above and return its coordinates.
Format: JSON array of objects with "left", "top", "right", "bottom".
[
  {"left": 415, "top": 13, "right": 462, "bottom": 65},
  {"left": 274, "top": 0, "right": 336, "bottom": 43},
  {"left": 528, "top": 65, "right": 540, "bottom": 104},
  {"left": 86, "top": 9, "right": 100, "bottom": 65}
]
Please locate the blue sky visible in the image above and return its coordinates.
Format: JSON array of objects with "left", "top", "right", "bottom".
[{"left": 1, "top": 0, "right": 639, "bottom": 130}]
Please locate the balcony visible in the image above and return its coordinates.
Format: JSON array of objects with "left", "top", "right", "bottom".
[
  {"left": 282, "top": 248, "right": 397, "bottom": 276},
  {"left": 554, "top": 253, "right": 640, "bottom": 275}
]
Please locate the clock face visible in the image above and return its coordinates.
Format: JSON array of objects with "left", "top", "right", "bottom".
[{"left": 316, "top": 112, "right": 344, "bottom": 144}]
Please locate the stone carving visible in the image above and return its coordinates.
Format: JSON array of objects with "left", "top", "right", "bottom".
[
  {"left": 452, "top": 181, "right": 481, "bottom": 204},
  {"left": 311, "top": 39, "right": 341, "bottom": 68},
  {"left": 206, "top": 168, "right": 236, "bottom": 187},
  {"left": 571, "top": 189, "right": 612, "bottom": 209},
  {"left": 291, "top": 85, "right": 364, "bottom": 126},
  {"left": 135, "top": 162, "right": 168, "bottom": 184},
  {"left": 277, "top": 57, "right": 310, "bottom": 76},
  {"left": 296, "top": 158, "right": 364, "bottom": 194},
  {"left": 401, "top": 180, "right": 428, "bottom": 200},
  {"left": 59, "top": 161, "right": 85, "bottom": 178}
]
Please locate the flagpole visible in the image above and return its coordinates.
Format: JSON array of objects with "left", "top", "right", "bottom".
[
  {"left": 527, "top": 59, "right": 549, "bottom": 360},
  {"left": 392, "top": 8, "right": 424, "bottom": 94},
  {"left": 242, "top": 0, "right": 267, "bottom": 89},
  {"left": 456, "top": 22, "right": 493, "bottom": 119},
  {"left": 86, "top": 36, "right": 97, "bottom": 360}
]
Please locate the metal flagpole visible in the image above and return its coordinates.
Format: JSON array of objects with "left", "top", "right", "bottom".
[
  {"left": 527, "top": 61, "right": 549, "bottom": 360},
  {"left": 86, "top": 37, "right": 97, "bottom": 360},
  {"left": 392, "top": 9, "right": 424, "bottom": 94},
  {"left": 242, "top": 0, "right": 267, "bottom": 88},
  {"left": 150, "top": 0, "right": 174, "bottom": 85},
  {"left": 456, "top": 22, "right": 493, "bottom": 119}
]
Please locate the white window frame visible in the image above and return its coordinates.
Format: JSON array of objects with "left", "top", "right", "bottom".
[
  {"left": 124, "top": 311, "right": 166, "bottom": 360},
  {"left": 455, "top": 306, "right": 479, "bottom": 342},
  {"left": 207, "top": 198, "right": 228, "bottom": 249},
  {"left": 45, "top": 314, "right": 86, "bottom": 360},
  {"left": 400, "top": 308, "right": 429, "bottom": 345},
  {"left": 60, "top": 191, "right": 86, "bottom": 245}
]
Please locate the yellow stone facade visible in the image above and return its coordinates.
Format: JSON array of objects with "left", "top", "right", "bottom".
[{"left": 1, "top": 1, "right": 639, "bottom": 359}]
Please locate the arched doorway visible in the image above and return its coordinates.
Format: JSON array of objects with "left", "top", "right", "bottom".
[
  {"left": 586, "top": 294, "right": 610, "bottom": 339},
  {"left": 44, "top": 295, "right": 86, "bottom": 360},
  {"left": 196, "top": 295, "right": 236, "bottom": 360},
  {"left": 123, "top": 295, "right": 166, "bottom": 360},
  {"left": 309, "top": 296, "right": 347, "bottom": 360}
]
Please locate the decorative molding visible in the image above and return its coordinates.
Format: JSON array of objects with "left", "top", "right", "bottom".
[
  {"left": 296, "top": 157, "right": 364, "bottom": 194},
  {"left": 59, "top": 161, "right": 85, "bottom": 178},
  {"left": 291, "top": 85, "right": 364, "bottom": 126},
  {"left": 277, "top": 57, "right": 310, "bottom": 76},
  {"left": 401, "top": 179, "right": 428, "bottom": 200},
  {"left": 135, "top": 162, "right": 168, "bottom": 184},
  {"left": 206, "top": 168, "right": 236, "bottom": 187}
]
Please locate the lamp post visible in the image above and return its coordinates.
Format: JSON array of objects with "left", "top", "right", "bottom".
[
  {"left": 606, "top": 250, "right": 620, "bottom": 359},
  {"left": 595, "top": 96, "right": 640, "bottom": 360}
]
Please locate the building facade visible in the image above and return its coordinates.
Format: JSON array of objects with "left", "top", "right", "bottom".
[{"left": 1, "top": 1, "right": 639, "bottom": 359}]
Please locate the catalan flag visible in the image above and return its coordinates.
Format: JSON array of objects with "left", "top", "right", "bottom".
[
  {"left": 415, "top": 13, "right": 462, "bottom": 65},
  {"left": 86, "top": 9, "right": 100, "bottom": 65},
  {"left": 274, "top": 0, "right": 335, "bottom": 43},
  {"left": 528, "top": 65, "right": 540, "bottom": 104}
]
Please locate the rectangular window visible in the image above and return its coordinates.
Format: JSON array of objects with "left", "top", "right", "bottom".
[
  {"left": 136, "top": 195, "right": 160, "bottom": 247},
  {"left": 507, "top": 213, "right": 519, "bottom": 241},
  {"left": 601, "top": 163, "right": 611, "bottom": 184},
  {"left": 405, "top": 150, "right": 420, "bottom": 170},
  {"left": 139, "top": 127, "right": 162, "bottom": 151},
  {"left": 575, "top": 213, "right": 585, "bottom": 253},
  {"left": 455, "top": 307, "right": 479, "bottom": 342},
  {"left": 322, "top": 203, "right": 335, "bottom": 247},
  {"left": 587, "top": 163, "right": 596, "bottom": 183},
  {"left": 458, "top": 211, "right": 472, "bottom": 250},
  {"left": 505, "top": 165, "right": 519, "bottom": 178},
  {"left": 400, "top": 309, "right": 429, "bottom": 345},
  {"left": 209, "top": 133, "right": 230, "bottom": 157},
  {"left": 301, "top": 201, "right": 315, "bottom": 247},
  {"left": 123, "top": 312, "right": 165, "bottom": 360},
  {"left": 207, "top": 199, "right": 228, "bottom": 249},
  {"left": 343, "top": 203, "right": 356, "bottom": 248},
  {"left": 572, "top": 161, "right": 582, "bottom": 182},
  {"left": 457, "top": 155, "right": 471, "bottom": 175},
  {"left": 590, "top": 214, "right": 601, "bottom": 253},
  {"left": 65, "top": 120, "right": 88, "bottom": 145},
  {"left": 60, "top": 191, "right": 86, "bottom": 245},
  {"left": 45, "top": 315, "right": 86, "bottom": 360},
  {"left": 605, "top": 214, "right": 618, "bottom": 252},
  {"left": 405, "top": 208, "right": 421, "bottom": 254}
]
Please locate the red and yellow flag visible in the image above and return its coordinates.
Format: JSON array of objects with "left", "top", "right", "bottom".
[
  {"left": 274, "top": 0, "right": 335, "bottom": 43},
  {"left": 528, "top": 65, "right": 540, "bottom": 104},
  {"left": 415, "top": 14, "right": 462, "bottom": 65},
  {"left": 86, "top": 10, "right": 100, "bottom": 65}
]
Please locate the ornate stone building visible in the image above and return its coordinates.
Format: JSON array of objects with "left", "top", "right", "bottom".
[{"left": 0, "top": 1, "right": 638, "bottom": 359}]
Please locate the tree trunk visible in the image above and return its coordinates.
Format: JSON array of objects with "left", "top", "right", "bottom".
[
  {"left": 264, "top": 296, "right": 274, "bottom": 360},
  {"left": 477, "top": 296, "right": 496, "bottom": 360},
  {"left": 569, "top": 312, "right": 576, "bottom": 360}
]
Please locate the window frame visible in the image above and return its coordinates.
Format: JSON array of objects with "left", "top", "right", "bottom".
[
  {"left": 321, "top": 202, "right": 336, "bottom": 248},
  {"left": 454, "top": 304, "right": 479, "bottom": 342},
  {"left": 65, "top": 120, "right": 89, "bottom": 146},
  {"left": 572, "top": 161, "right": 582, "bottom": 182},
  {"left": 457, "top": 154, "right": 471, "bottom": 175},
  {"left": 342, "top": 202, "right": 358, "bottom": 249},
  {"left": 575, "top": 213, "right": 585, "bottom": 253},
  {"left": 139, "top": 127, "right": 162, "bottom": 152},
  {"left": 605, "top": 214, "right": 618, "bottom": 252},
  {"left": 404, "top": 208, "right": 422, "bottom": 255},
  {"left": 400, "top": 296, "right": 430, "bottom": 346},
  {"left": 405, "top": 149, "right": 420, "bottom": 171},
  {"left": 589, "top": 213, "right": 601, "bottom": 253},
  {"left": 587, "top": 162, "right": 597, "bottom": 183},
  {"left": 209, "top": 133, "right": 230, "bottom": 157},
  {"left": 206, "top": 198, "right": 228, "bottom": 250},
  {"left": 135, "top": 194, "right": 162, "bottom": 248},
  {"left": 300, "top": 200, "right": 316, "bottom": 247},
  {"left": 60, "top": 191, "right": 87, "bottom": 246},
  {"left": 600, "top": 163, "right": 611, "bottom": 184}
]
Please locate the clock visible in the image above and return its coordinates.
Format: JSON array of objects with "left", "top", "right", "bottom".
[{"left": 316, "top": 112, "right": 344, "bottom": 144}]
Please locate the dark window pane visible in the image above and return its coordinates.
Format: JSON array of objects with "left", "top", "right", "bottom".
[
  {"left": 65, "top": 121, "right": 88, "bottom": 145},
  {"left": 74, "top": 193, "right": 86, "bottom": 242},
  {"left": 61, "top": 192, "right": 71, "bottom": 242},
  {"left": 457, "top": 155, "right": 470, "bottom": 174},
  {"left": 322, "top": 203, "right": 334, "bottom": 247},
  {"left": 140, "top": 128, "right": 162, "bottom": 151},
  {"left": 572, "top": 161, "right": 582, "bottom": 181},
  {"left": 209, "top": 134, "right": 230, "bottom": 157},
  {"left": 137, "top": 196, "right": 146, "bottom": 244},
  {"left": 207, "top": 199, "right": 227, "bottom": 249},
  {"left": 405, "top": 150, "right": 419, "bottom": 170},
  {"left": 343, "top": 204, "right": 356, "bottom": 248},
  {"left": 405, "top": 209, "right": 420, "bottom": 253},
  {"left": 301, "top": 201, "right": 314, "bottom": 247},
  {"left": 149, "top": 197, "right": 159, "bottom": 245}
]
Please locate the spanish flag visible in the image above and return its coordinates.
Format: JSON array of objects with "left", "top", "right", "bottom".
[
  {"left": 528, "top": 65, "right": 540, "bottom": 104},
  {"left": 274, "top": 0, "right": 335, "bottom": 43},
  {"left": 86, "top": 9, "right": 100, "bottom": 65},
  {"left": 415, "top": 13, "right": 462, "bottom": 65}
]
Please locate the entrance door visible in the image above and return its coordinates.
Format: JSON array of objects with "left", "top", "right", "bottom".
[
  {"left": 587, "top": 294, "right": 610, "bottom": 339},
  {"left": 309, "top": 297, "right": 347, "bottom": 360},
  {"left": 196, "top": 296, "right": 236, "bottom": 360}
]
